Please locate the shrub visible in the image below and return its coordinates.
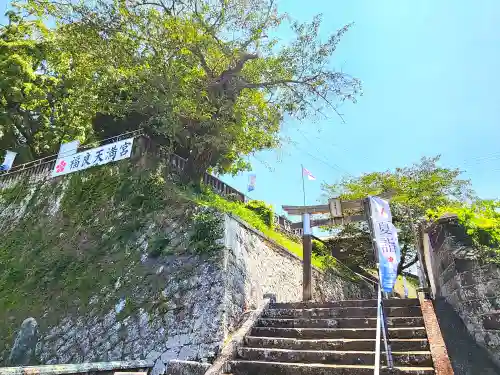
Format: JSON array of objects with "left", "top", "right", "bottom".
[
  {"left": 312, "top": 239, "right": 329, "bottom": 257},
  {"left": 245, "top": 200, "right": 274, "bottom": 228},
  {"left": 428, "top": 199, "right": 500, "bottom": 262}
]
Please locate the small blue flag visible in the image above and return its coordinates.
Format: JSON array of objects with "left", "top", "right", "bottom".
[{"left": 248, "top": 174, "right": 256, "bottom": 192}]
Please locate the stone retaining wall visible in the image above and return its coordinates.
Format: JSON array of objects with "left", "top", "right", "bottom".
[
  {"left": 3, "top": 213, "right": 372, "bottom": 375},
  {"left": 424, "top": 218, "right": 500, "bottom": 367}
]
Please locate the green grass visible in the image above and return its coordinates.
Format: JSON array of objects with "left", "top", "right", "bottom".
[{"left": 193, "top": 189, "right": 326, "bottom": 268}]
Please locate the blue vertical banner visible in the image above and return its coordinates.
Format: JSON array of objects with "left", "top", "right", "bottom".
[
  {"left": 247, "top": 174, "right": 256, "bottom": 192},
  {"left": 0, "top": 150, "right": 17, "bottom": 171},
  {"left": 369, "top": 196, "right": 401, "bottom": 293}
]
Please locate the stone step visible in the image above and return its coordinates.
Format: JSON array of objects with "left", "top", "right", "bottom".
[
  {"left": 257, "top": 317, "right": 424, "bottom": 329},
  {"left": 244, "top": 337, "right": 430, "bottom": 351},
  {"left": 250, "top": 327, "right": 427, "bottom": 340},
  {"left": 270, "top": 299, "right": 420, "bottom": 309},
  {"left": 229, "top": 361, "right": 435, "bottom": 375},
  {"left": 237, "top": 347, "right": 433, "bottom": 367},
  {"left": 263, "top": 306, "right": 422, "bottom": 319}
]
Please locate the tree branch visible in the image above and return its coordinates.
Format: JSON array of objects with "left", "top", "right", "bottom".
[
  {"left": 401, "top": 254, "right": 419, "bottom": 271},
  {"left": 190, "top": 46, "right": 213, "bottom": 78},
  {"left": 238, "top": 79, "right": 303, "bottom": 89},
  {"left": 216, "top": 53, "right": 259, "bottom": 85},
  {"left": 239, "top": 0, "right": 275, "bottom": 50},
  {"left": 308, "top": 85, "right": 345, "bottom": 123}
]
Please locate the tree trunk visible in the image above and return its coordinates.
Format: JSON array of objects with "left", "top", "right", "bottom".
[
  {"left": 181, "top": 145, "right": 218, "bottom": 186},
  {"left": 181, "top": 157, "right": 207, "bottom": 186}
]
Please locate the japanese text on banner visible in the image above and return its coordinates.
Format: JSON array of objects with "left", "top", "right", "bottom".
[
  {"left": 51, "top": 138, "right": 134, "bottom": 178},
  {"left": 369, "top": 196, "right": 401, "bottom": 293}
]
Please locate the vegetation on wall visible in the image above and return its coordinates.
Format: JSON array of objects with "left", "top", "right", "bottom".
[
  {"left": 312, "top": 239, "right": 328, "bottom": 257},
  {"left": 0, "top": 161, "right": 222, "bottom": 361},
  {"left": 244, "top": 200, "right": 275, "bottom": 228},
  {"left": 428, "top": 200, "right": 500, "bottom": 262},
  {"left": 0, "top": 158, "right": 369, "bottom": 361}
]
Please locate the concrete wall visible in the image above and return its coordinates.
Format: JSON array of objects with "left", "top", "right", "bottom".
[{"left": 424, "top": 218, "right": 500, "bottom": 367}]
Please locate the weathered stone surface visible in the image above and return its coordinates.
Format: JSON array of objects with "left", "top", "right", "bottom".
[
  {"left": 1, "top": 215, "right": 371, "bottom": 372},
  {"left": 434, "top": 298, "right": 500, "bottom": 375},
  {"left": 0, "top": 360, "right": 153, "bottom": 375},
  {"left": 165, "top": 360, "right": 209, "bottom": 375},
  {"left": 244, "top": 336, "right": 429, "bottom": 352},
  {"left": 236, "top": 347, "right": 433, "bottom": 367},
  {"left": 428, "top": 219, "right": 500, "bottom": 370},
  {"left": 229, "top": 360, "right": 435, "bottom": 375},
  {"left": 7, "top": 318, "right": 39, "bottom": 366},
  {"left": 250, "top": 326, "right": 426, "bottom": 340}
]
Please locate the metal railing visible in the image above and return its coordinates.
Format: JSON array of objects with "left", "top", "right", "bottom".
[
  {"left": 374, "top": 270, "right": 394, "bottom": 374},
  {"left": 168, "top": 152, "right": 246, "bottom": 203}
]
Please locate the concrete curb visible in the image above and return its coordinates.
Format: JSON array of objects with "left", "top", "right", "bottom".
[{"left": 203, "top": 297, "right": 272, "bottom": 375}]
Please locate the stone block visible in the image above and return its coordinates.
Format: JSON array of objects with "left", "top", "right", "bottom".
[
  {"left": 484, "top": 331, "right": 500, "bottom": 348},
  {"left": 461, "top": 284, "right": 480, "bottom": 300},
  {"left": 441, "top": 276, "right": 460, "bottom": 296},
  {"left": 178, "top": 344, "right": 199, "bottom": 360},
  {"left": 462, "top": 299, "right": 494, "bottom": 318},
  {"left": 161, "top": 349, "right": 180, "bottom": 364},
  {"left": 455, "top": 258, "right": 477, "bottom": 273},
  {"left": 438, "top": 252, "right": 455, "bottom": 273},
  {"left": 483, "top": 313, "right": 500, "bottom": 330},
  {"left": 480, "top": 264, "right": 500, "bottom": 279},
  {"left": 440, "top": 264, "right": 457, "bottom": 286},
  {"left": 444, "top": 291, "right": 461, "bottom": 308},
  {"left": 460, "top": 270, "right": 479, "bottom": 287},
  {"left": 485, "top": 279, "right": 500, "bottom": 297},
  {"left": 165, "top": 360, "right": 210, "bottom": 375},
  {"left": 151, "top": 358, "right": 167, "bottom": 375}
]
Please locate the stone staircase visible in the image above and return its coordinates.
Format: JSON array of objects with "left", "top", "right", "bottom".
[{"left": 226, "top": 299, "right": 436, "bottom": 374}]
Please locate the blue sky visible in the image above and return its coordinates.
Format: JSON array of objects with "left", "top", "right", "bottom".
[
  {"left": 2, "top": 0, "right": 500, "bottom": 218},
  {"left": 220, "top": 0, "right": 500, "bottom": 217}
]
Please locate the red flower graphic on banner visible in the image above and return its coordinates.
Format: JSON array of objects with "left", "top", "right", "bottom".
[
  {"left": 56, "top": 160, "right": 67, "bottom": 173},
  {"left": 388, "top": 256, "right": 394, "bottom": 263}
]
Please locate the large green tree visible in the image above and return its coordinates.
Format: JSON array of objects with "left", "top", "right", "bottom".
[
  {"left": 0, "top": 10, "right": 57, "bottom": 160},
  {"left": 322, "top": 156, "right": 474, "bottom": 274},
  {"left": 17, "top": 0, "right": 361, "bottom": 180},
  {"left": 0, "top": 9, "right": 105, "bottom": 161}
]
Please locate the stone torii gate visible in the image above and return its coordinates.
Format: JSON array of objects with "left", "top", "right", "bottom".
[{"left": 282, "top": 198, "right": 366, "bottom": 301}]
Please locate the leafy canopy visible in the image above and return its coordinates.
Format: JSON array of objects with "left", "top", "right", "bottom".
[
  {"left": 2, "top": 0, "right": 362, "bottom": 180},
  {"left": 322, "top": 156, "right": 474, "bottom": 273},
  {"left": 429, "top": 200, "right": 500, "bottom": 262}
]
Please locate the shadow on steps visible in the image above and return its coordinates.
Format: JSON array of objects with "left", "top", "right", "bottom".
[{"left": 434, "top": 298, "right": 500, "bottom": 375}]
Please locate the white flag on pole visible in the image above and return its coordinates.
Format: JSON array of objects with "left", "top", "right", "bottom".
[{"left": 302, "top": 167, "right": 316, "bottom": 181}]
